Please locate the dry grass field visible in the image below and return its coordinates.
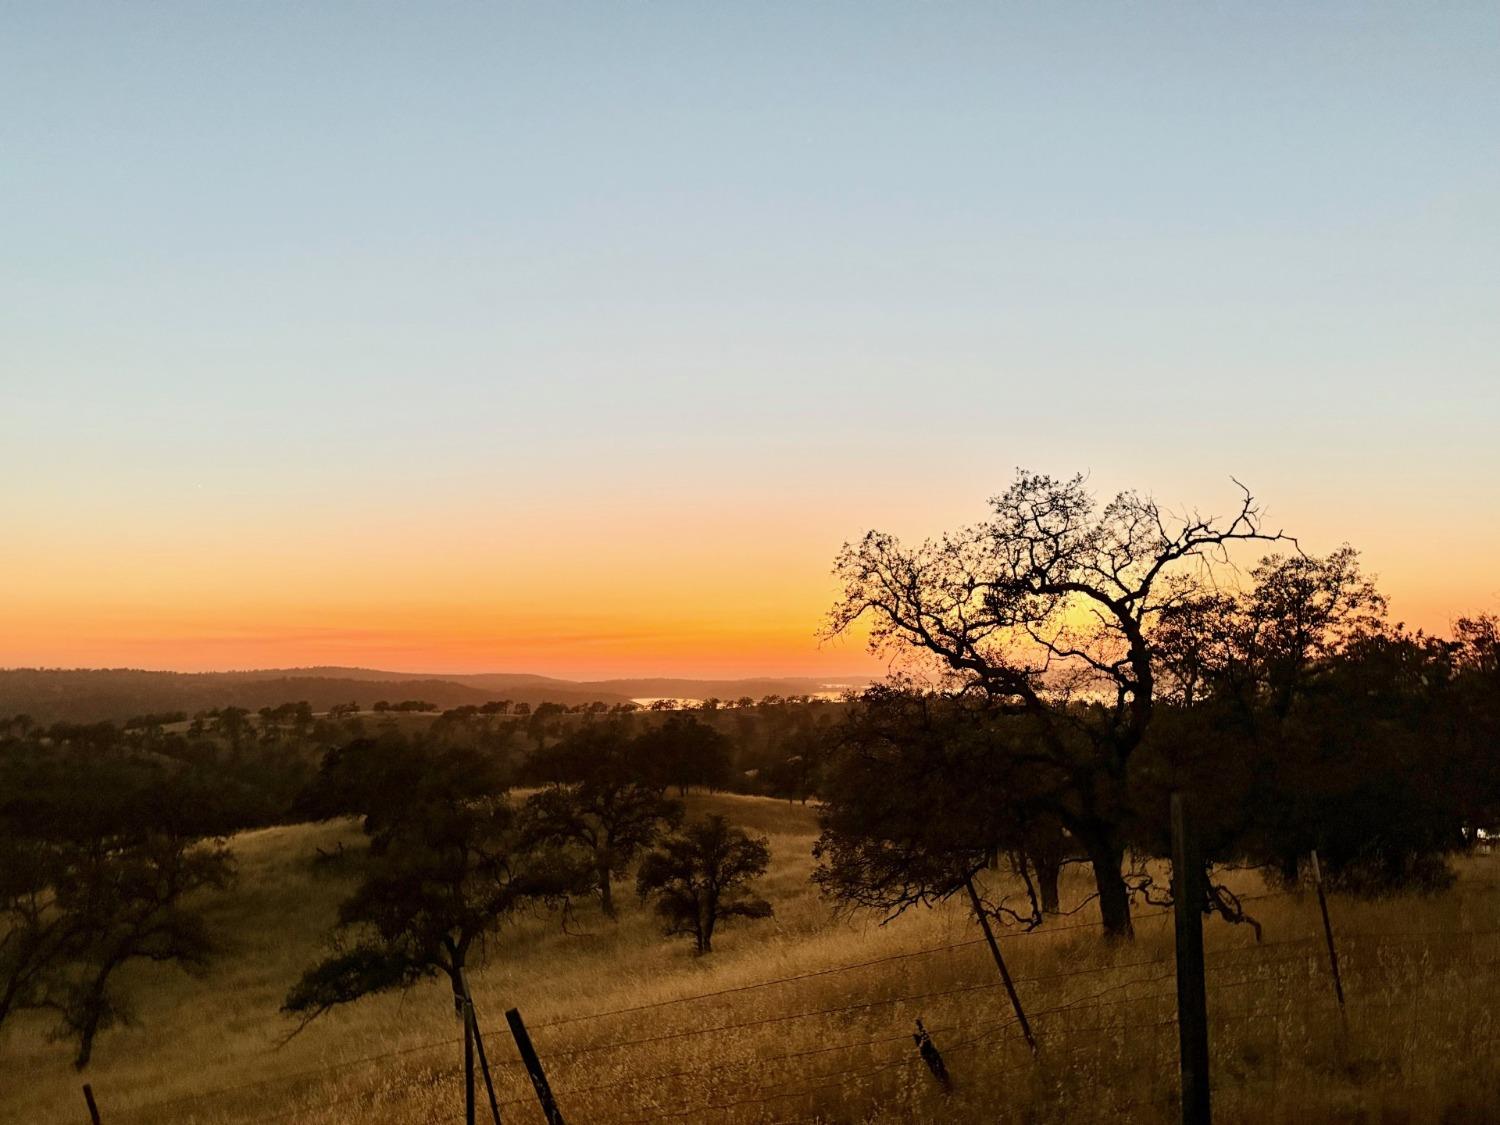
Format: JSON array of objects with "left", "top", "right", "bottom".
[{"left": 5, "top": 793, "right": 1500, "bottom": 1124}]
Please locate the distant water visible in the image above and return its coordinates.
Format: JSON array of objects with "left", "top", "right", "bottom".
[{"left": 631, "top": 691, "right": 848, "bottom": 708}]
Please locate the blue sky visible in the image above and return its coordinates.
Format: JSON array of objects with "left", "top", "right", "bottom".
[{"left": 3, "top": 2, "right": 1498, "bottom": 673}]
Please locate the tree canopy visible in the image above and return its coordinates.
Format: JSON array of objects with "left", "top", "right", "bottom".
[
  {"left": 285, "top": 737, "right": 587, "bottom": 1025},
  {"left": 827, "top": 470, "right": 1291, "bottom": 935},
  {"left": 636, "top": 815, "right": 772, "bottom": 954}
]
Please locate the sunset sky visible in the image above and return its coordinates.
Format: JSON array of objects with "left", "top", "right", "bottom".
[{"left": 3, "top": 3, "right": 1498, "bottom": 679}]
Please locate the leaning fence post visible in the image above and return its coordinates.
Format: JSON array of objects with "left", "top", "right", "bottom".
[
  {"left": 1171, "top": 792, "right": 1211, "bottom": 1125},
  {"left": 464, "top": 998, "right": 476, "bottom": 1125},
  {"left": 962, "top": 873, "right": 1038, "bottom": 1055},
  {"left": 506, "top": 1007, "right": 565, "bottom": 1125},
  {"left": 460, "top": 970, "right": 503, "bottom": 1125},
  {"left": 1309, "top": 850, "right": 1347, "bottom": 1019},
  {"left": 81, "top": 1084, "right": 101, "bottom": 1125}
]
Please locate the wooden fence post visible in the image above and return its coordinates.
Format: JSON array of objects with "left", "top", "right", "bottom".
[
  {"left": 506, "top": 1007, "right": 565, "bottom": 1125},
  {"left": 81, "top": 1084, "right": 101, "bottom": 1125},
  {"left": 460, "top": 970, "right": 503, "bottom": 1125},
  {"left": 464, "top": 999, "right": 476, "bottom": 1125},
  {"left": 1309, "top": 850, "right": 1347, "bottom": 1017},
  {"left": 1171, "top": 792, "right": 1211, "bottom": 1125},
  {"left": 963, "top": 873, "right": 1038, "bottom": 1055}
]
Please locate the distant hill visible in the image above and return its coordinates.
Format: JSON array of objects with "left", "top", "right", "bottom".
[
  {"left": 0, "top": 669, "right": 631, "bottom": 724},
  {"left": 237, "top": 669, "right": 861, "bottom": 699},
  {"left": 233, "top": 667, "right": 577, "bottom": 689},
  {"left": 0, "top": 668, "right": 871, "bottom": 724},
  {"left": 210, "top": 669, "right": 866, "bottom": 700}
]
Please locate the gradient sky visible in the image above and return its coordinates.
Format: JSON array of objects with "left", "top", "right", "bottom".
[{"left": 3, "top": 3, "right": 1498, "bottom": 678}]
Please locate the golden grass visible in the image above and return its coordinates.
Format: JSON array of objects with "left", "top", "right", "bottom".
[{"left": 4, "top": 794, "right": 1500, "bottom": 1124}]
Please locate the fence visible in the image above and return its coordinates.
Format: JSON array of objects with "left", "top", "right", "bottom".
[{"left": 73, "top": 846, "right": 1500, "bottom": 1124}]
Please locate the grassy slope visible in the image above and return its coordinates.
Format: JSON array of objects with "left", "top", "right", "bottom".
[{"left": 3, "top": 795, "right": 1499, "bottom": 1124}]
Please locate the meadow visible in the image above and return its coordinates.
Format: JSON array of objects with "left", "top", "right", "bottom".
[{"left": 4, "top": 793, "right": 1499, "bottom": 1124}]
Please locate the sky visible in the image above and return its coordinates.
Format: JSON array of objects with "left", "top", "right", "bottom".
[{"left": 2, "top": 2, "right": 1497, "bottom": 679}]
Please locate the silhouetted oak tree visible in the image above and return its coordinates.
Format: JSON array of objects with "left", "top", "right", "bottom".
[
  {"left": 522, "top": 722, "right": 682, "bottom": 917},
  {"left": 827, "top": 471, "right": 1290, "bottom": 936},
  {"left": 285, "top": 739, "right": 587, "bottom": 1025},
  {"left": 635, "top": 714, "right": 733, "bottom": 795},
  {"left": 49, "top": 832, "right": 231, "bottom": 1067},
  {"left": 636, "top": 815, "right": 772, "bottom": 953},
  {"left": 0, "top": 743, "right": 235, "bottom": 1067}
]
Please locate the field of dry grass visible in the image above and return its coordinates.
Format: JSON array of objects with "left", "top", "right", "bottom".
[{"left": 5, "top": 793, "right": 1500, "bottom": 1124}]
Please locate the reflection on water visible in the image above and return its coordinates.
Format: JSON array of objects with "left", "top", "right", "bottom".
[{"left": 631, "top": 690, "right": 850, "bottom": 708}]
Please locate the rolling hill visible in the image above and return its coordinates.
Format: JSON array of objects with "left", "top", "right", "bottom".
[{"left": 0, "top": 668, "right": 870, "bottom": 724}]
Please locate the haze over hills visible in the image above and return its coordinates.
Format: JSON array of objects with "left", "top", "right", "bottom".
[
  {"left": 187, "top": 667, "right": 867, "bottom": 701},
  {"left": 0, "top": 667, "right": 872, "bottom": 724}
]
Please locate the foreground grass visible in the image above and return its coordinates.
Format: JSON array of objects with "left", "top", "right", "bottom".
[{"left": 4, "top": 794, "right": 1500, "bottom": 1123}]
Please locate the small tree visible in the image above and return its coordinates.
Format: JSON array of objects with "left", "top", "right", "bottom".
[
  {"left": 636, "top": 815, "right": 772, "bottom": 953},
  {"left": 525, "top": 701, "right": 568, "bottom": 750},
  {"left": 635, "top": 714, "right": 732, "bottom": 795},
  {"left": 0, "top": 741, "right": 236, "bottom": 1067},
  {"left": 285, "top": 739, "right": 587, "bottom": 1025},
  {"left": 212, "top": 706, "right": 252, "bottom": 752},
  {"left": 50, "top": 831, "right": 232, "bottom": 1067},
  {"left": 522, "top": 723, "right": 681, "bottom": 917}
]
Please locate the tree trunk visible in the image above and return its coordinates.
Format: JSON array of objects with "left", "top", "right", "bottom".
[
  {"left": 73, "top": 977, "right": 108, "bottom": 1069},
  {"left": 0, "top": 932, "right": 49, "bottom": 1026},
  {"left": 73, "top": 942, "right": 133, "bottom": 1071},
  {"left": 1081, "top": 833, "right": 1133, "bottom": 939},
  {"left": 598, "top": 864, "right": 615, "bottom": 919},
  {"left": 697, "top": 889, "right": 714, "bottom": 953},
  {"left": 75, "top": 1023, "right": 97, "bottom": 1070},
  {"left": 1278, "top": 851, "right": 1300, "bottom": 886},
  {"left": 1022, "top": 819, "right": 1066, "bottom": 913},
  {"left": 447, "top": 955, "right": 467, "bottom": 1017},
  {"left": 1035, "top": 853, "right": 1061, "bottom": 914}
]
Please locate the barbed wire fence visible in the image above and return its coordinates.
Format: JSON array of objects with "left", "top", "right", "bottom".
[{"left": 74, "top": 839, "right": 1500, "bottom": 1125}]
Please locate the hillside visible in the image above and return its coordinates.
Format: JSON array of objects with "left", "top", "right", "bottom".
[
  {"left": 0, "top": 669, "right": 634, "bottom": 724},
  {"left": 224, "top": 667, "right": 579, "bottom": 689},
  {"left": 3, "top": 795, "right": 1498, "bottom": 1123},
  {"left": 231, "top": 669, "right": 865, "bottom": 700},
  {"left": 0, "top": 668, "right": 870, "bottom": 724}
]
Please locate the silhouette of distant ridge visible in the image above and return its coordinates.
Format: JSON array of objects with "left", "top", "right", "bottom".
[{"left": 0, "top": 667, "right": 870, "bottom": 724}]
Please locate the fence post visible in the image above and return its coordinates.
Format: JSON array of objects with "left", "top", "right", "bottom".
[
  {"left": 962, "top": 873, "right": 1038, "bottom": 1055},
  {"left": 81, "top": 1084, "right": 101, "bottom": 1125},
  {"left": 506, "top": 1007, "right": 566, "bottom": 1125},
  {"left": 1309, "top": 850, "right": 1347, "bottom": 1018},
  {"left": 460, "top": 969, "right": 503, "bottom": 1125},
  {"left": 1171, "top": 791, "right": 1211, "bottom": 1125},
  {"left": 464, "top": 998, "right": 476, "bottom": 1125}
]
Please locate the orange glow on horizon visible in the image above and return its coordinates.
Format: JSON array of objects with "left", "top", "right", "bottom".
[
  {"left": 4, "top": 476, "right": 1494, "bottom": 680},
  {"left": 3, "top": 558, "right": 1489, "bottom": 680}
]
